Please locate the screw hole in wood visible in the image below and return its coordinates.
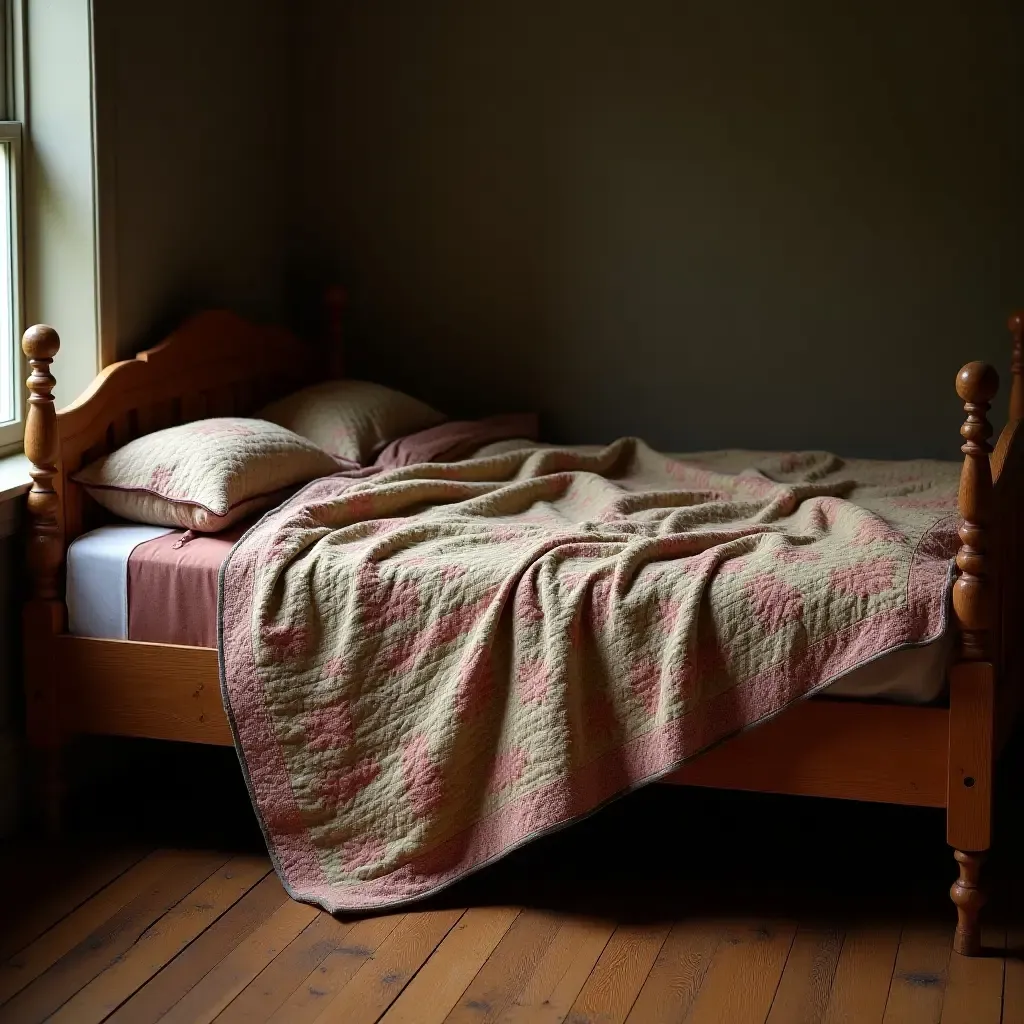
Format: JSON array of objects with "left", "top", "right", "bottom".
[{"left": 964, "top": 776, "right": 976, "bottom": 788}]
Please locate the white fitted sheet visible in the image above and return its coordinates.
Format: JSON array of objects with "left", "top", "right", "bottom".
[
  {"left": 65, "top": 523, "right": 951, "bottom": 705},
  {"left": 66, "top": 523, "right": 174, "bottom": 639}
]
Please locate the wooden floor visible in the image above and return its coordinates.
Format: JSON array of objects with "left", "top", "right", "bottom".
[{"left": 2, "top": 741, "right": 1023, "bottom": 1023}]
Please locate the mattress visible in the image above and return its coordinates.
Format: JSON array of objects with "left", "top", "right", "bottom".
[{"left": 66, "top": 522, "right": 951, "bottom": 705}]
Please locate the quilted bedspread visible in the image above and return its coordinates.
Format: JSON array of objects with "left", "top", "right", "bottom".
[{"left": 219, "top": 440, "right": 961, "bottom": 911}]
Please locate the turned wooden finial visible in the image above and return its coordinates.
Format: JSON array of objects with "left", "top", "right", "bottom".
[
  {"left": 1010, "top": 311, "right": 1024, "bottom": 422},
  {"left": 324, "top": 285, "right": 347, "bottom": 378},
  {"left": 953, "top": 361, "right": 998, "bottom": 662},
  {"left": 22, "top": 325, "right": 62, "bottom": 600},
  {"left": 951, "top": 849, "right": 987, "bottom": 956}
]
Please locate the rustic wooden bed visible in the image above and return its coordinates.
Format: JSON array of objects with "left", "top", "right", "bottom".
[{"left": 21, "top": 308, "right": 1024, "bottom": 957}]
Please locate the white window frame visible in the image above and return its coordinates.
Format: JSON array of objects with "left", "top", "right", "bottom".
[{"left": 0, "top": 0, "right": 22, "bottom": 456}]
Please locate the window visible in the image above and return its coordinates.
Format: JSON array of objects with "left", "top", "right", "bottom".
[{"left": 0, "top": 0, "right": 22, "bottom": 455}]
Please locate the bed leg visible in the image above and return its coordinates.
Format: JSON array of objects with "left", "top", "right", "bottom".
[{"left": 950, "top": 850, "right": 987, "bottom": 956}]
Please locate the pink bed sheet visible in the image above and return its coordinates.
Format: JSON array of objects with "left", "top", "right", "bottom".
[{"left": 127, "top": 525, "right": 247, "bottom": 647}]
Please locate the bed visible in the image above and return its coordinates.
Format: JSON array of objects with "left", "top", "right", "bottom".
[{"left": 21, "top": 303, "right": 1024, "bottom": 956}]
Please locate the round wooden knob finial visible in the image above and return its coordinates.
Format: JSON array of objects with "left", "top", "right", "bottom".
[
  {"left": 956, "top": 361, "right": 998, "bottom": 405},
  {"left": 22, "top": 324, "right": 60, "bottom": 361}
]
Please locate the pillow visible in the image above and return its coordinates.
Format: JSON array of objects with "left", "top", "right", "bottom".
[
  {"left": 73, "top": 418, "right": 339, "bottom": 532},
  {"left": 258, "top": 379, "right": 446, "bottom": 465}
]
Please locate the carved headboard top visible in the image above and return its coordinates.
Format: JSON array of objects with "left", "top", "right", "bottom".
[{"left": 57, "top": 310, "right": 313, "bottom": 467}]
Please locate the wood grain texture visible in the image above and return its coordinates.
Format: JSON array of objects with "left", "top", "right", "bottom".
[
  {"left": 881, "top": 921, "right": 952, "bottom": 1024},
  {"left": 0, "top": 850, "right": 230, "bottom": 1023},
  {"left": 821, "top": 922, "right": 901, "bottom": 1024},
  {"left": 565, "top": 922, "right": 671, "bottom": 1024},
  {"left": 624, "top": 918, "right": 722, "bottom": 1023},
  {"left": 0, "top": 849, "right": 189, "bottom": 1004},
  {"left": 683, "top": 921, "right": 797, "bottom": 1023},
  {"left": 5, "top": 834, "right": 1021, "bottom": 1022},
  {"left": 498, "top": 917, "right": 616, "bottom": 1023},
  {"left": 380, "top": 907, "right": 520, "bottom": 1024},
  {"left": 946, "top": 657, "right": 996, "bottom": 956},
  {"left": 265, "top": 913, "right": 406, "bottom": 1024},
  {"left": 213, "top": 912, "right": 360, "bottom": 1023},
  {"left": 0, "top": 844, "right": 149, "bottom": 964},
  {"left": 107, "top": 873, "right": 292, "bottom": 1024},
  {"left": 953, "top": 361, "right": 998, "bottom": 662},
  {"left": 157, "top": 896, "right": 321, "bottom": 1024},
  {"left": 940, "top": 924, "right": 1005, "bottom": 1024},
  {"left": 21, "top": 326, "right": 66, "bottom": 825},
  {"left": 55, "top": 310, "right": 312, "bottom": 549},
  {"left": 306, "top": 909, "right": 464, "bottom": 1024},
  {"left": 22, "top": 324, "right": 63, "bottom": 602},
  {"left": 57, "top": 636, "right": 230, "bottom": 745},
  {"left": 765, "top": 924, "right": 844, "bottom": 1024},
  {"left": 47, "top": 856, "right": 270, "bottom": 1024},
  {"left": 946, "top": 661, "right": 995, "bottom": 850},
  {"left": 442, "top": 910, "right": 562, "bottom": 1024},
  {"left": 665, "top": 700, "right": 949, "bottom": 808}
]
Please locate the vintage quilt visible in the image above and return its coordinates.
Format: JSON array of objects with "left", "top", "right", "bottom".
[{"left": 219, "top": 440, "right": 961, "bottom": 911}]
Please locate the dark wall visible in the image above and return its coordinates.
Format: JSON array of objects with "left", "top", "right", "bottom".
[
  {"left": 101, "top": 0, "right": 296, "bottom": 358},
  {"left": 298, "top": 0, "right": 1024, "bottom": 458}
]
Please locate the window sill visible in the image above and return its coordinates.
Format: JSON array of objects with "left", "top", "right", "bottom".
[{"left": 0, "top": 451, "right": 30, "bottom": 503}]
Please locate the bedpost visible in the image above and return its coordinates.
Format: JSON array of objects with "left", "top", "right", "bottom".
[
  {"left": 22, "top": 324, "right": 66, "bottom": 833},
  {"left": 324, "top": 285, "right": 347, "bottom": 379},
  {"left": 24, "top": 325, "right": 63, "bottom": 599},
  {"left": 1010, "top": 312, "right": 1024, "bottom": 423},
  {"left": 948, "top": 360, "right": 999, "bottom": 957}
]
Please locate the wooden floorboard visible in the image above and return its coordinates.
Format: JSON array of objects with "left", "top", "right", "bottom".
[
  {"left": 0, "top": 849, "right": 230, "bottom": 1023},
  {"left": 765, "top": 923, "right": 845, "bottom": 1023},
  {"left": 821, "top": 921, "right": 902, "bottom": 1024},
  {"left": 2, "top": 827, "right": 1022, "bottom": 1024},
  {"left": 107, "top": 873, "right": 292, "bottom": 1024},
  {"left": 379, "top": 907, "right": 520, "bottom": 1023},
  {"left": 442, "top": 909, "right": 563, "bottom": 1023},
  {"left": 682, "top": 919, "right": 798, "bottom": 1023},
  {"left": 0, "top": 844, "right": 151, "bottom": 963},
  {"left": 881, "top": 919, "right": 953, "bottom": 1024}
]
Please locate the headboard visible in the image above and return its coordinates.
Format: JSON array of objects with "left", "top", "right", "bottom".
[{"left": 23, "top": 306, "right": 337, "bottom": 606}]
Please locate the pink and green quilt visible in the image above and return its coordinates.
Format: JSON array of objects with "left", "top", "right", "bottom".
[{"left": 219, "top": 439, "right": 961, "bottom": 911}]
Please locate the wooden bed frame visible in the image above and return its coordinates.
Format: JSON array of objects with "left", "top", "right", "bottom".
[{"left": 20, "top": 305, "right": 1024, "bottom": 958}]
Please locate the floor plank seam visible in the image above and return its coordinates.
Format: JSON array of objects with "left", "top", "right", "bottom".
[
  {"left": 99, "top": 861, "right": 273, "bottom": 1023},
  {"left": 878, "top": 922, "right": 904, "bottom": 1018},
  {"left": 209, "top": 903, "right": 332, "bottom": 1023},
  {"left": 762, "top": 920, "right": 800, "bottom": 1019},
  {"left": 620, "top": 926, "right": 673, "bottom": 1024},
  {"left": 1, "top": 846, "right": 154, "bottom": 971},
  {"left": 33, "top": 852, "right": 251, "bottom": 1024},
  {"left": 373, "top": 909, "right": 470, "bottom": 1023}
]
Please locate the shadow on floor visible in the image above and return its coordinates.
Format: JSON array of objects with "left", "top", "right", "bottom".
[{"left": 59, "top": 725, "right": 1024, "bottom": 928}]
